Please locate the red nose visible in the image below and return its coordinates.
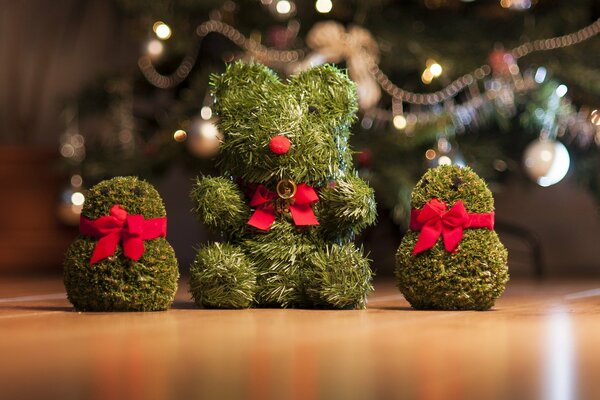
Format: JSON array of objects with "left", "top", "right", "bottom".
[{"left": 269, "top": 135, "right": 291, "bottom": 155}]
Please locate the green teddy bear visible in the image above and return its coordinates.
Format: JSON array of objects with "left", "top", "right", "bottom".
[
  {"left": 190, "top": 61, "right": 377, "bottom": 309},
  {"left": 395, "top": 165, "right": 509, "bottom": 310},
  {"left": 64, "top": 176, "right": 179, "bottom": 311}
]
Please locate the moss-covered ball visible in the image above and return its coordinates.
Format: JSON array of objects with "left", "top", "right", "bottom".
[
  {"left": 395, "top": 165, "right": 508, "bottom": 310},
  {"left": 63, "top": 176, "right": 179, "bottom": 311},
  {"left": 190, "top": 61, "right": 377, "bottom": 309}
]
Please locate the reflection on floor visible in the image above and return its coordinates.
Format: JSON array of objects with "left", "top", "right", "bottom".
[{"left": 1, "top": 277, "right": 599, "bottom": 399}]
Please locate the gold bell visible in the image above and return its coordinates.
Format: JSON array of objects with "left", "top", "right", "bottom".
[{"left": 276, "top": 179, "right": 297, "bottom": 200}]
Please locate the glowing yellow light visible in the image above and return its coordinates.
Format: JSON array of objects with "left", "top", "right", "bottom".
[
  {"left": 429, "top": 63, "right": 443, "bottom": 78},
  {"left": 540, "top": 149, "right": 553, "bottom": 162},
  {"left": 147, "top": 39, "right": 164, "bottom": 57},
  {"left": 199, "top": 121, "right": 219, "bottom": 139},
  {"left": 276, "top": 0, "right": 292, "bottom": 14},
  {"left": 421, "top": 69, "right": 434, "bottom": 84},
  {"left": 153, "top": 21, "right": 172, "bottom": 40},
  {"left": 200, "top": 106, "right": 213, "bottom": 120},
  {"left": 425, "top": 149, "right": 437, "bottom": 160},
  {"left": 500, "top": 0, "right": 512, "bottom": 8},
  {"left": 508, "top": 64, "right": 520, "bottom": 75},
  {"left": 315, "top": 0, "right": 332, "bottom": 13},
  {"left": 438, "top": 155, "right": 452, "bottom": 165},
  {"left": 174, "top": 130, "right": 187, "bottom": 142},
  {"left": 591, "top": 110, "right": 600, "bottom": 126},
  {"left": 393, "top": 115, "right": 407, "bottom": 130},
  {"left": 71, "top": 192, "right": 85, "bottom": 206}
]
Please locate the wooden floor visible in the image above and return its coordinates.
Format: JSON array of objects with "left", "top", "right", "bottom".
[{"left": 1, "top": 277, "right": 599, "bottom": 400}]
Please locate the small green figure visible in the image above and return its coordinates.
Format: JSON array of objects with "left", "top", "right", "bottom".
[
  {"left": 64, "top": 176, "right": 179, "bottom": 311},
  {"left": 395, "top": 165, "right": 509, "bottom": 310},
  {"left": 190, "top": 61, "right": 377, "bottom": 309}
]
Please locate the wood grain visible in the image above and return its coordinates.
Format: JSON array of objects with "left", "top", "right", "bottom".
[{"left": 0, "top": 278, "right": 599, "bottom": 400}]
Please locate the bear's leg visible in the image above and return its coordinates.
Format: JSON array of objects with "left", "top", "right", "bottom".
[
  {"left": 250, "top": 246, "right": 308, "bottom": 308},
  {"left": 190, "top": 242, "right": 257, "bottom": 309},
  {"left": 304, "top": 243, "right": 373, "bottom": 309}
]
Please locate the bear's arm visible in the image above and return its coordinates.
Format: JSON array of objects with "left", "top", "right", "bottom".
[
  {"left": 190, "top": 176, "right": 251, "bottom": 235},
  {"left": 317, "top": 174, "right": 377, "bottom": 240}
]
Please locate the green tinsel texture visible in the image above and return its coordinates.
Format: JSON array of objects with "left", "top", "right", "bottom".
[
  {"left": 63, "top": 176, "right": 179, "bottom": 311},
  {"left": 190, "top": 175, "right": 250, "bottom": 238},
  {"left": 191, "top": 61, "right": 376, "bottom": 309},
  {"left": 243, "top": 221, "right": 317, "bottom": 307},
  {"left": 190, "top": 242, "right": 256, "bottom": 309},
  {"left": 210, "top": 62, "right": 357, "bottom": 186},
  {"left": 317, "top": 174, "right": 377, "bottom": 241},
  {"left": 305, "top": 243, "right": 373, "bottom": 309},
  {"left": 395, "top": 165, "right": 509, "bottom": 310}
]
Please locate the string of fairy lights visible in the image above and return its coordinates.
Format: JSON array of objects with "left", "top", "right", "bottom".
[
  {"left": 137, "top": 11, "right": 600, "bottom": 190},
  {"left": 139, "top": 19, "right": 307, "bottom": 90},
  {"left": 138, "top": 15, "right": 600, "bottom": 142},
  {"left": 368, "top": 17, "right": 600, "bottom": 106},
  {"left": 138, "top": 15, "right": 600, "bottom": 106},
  {"left": 57, "top": 1, "right": 600, "bottom": 225}
]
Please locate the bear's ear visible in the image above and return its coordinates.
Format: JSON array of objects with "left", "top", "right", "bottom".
[
  {"left": 210, "top": 61, "right": 281, "bottom": 118},
  {"left": 290, "top": 64, "right": 358, "bottom": 128}
]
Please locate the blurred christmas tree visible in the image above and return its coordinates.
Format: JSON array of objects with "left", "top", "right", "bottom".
[{"left": 61, "top": 0, "right": 600, "bottom": 229}]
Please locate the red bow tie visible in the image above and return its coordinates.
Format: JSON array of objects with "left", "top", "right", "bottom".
[
  {"left": 247, "top": 184, "right": 319, "bottom": 231},
  {"left": 79, "top": 205, "right": 167, "bottom": 265},
  {"left": 409, "top": 198, "right": 494, "bottom": 255}
]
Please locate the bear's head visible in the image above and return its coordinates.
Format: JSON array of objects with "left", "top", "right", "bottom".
[
  {"left": 82, "top": 176, "right": 165, "bottom": 220},
  {"left": 211, "top": 61, "right": 358, "bottom": 186},
  {"left": 411, "top": 165, "right": 494, "bottom": 213}
]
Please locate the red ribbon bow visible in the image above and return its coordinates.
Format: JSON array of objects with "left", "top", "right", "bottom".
[
  {"left": 409, "top": 198, "right": 494, "bottom": 255},
  {"left": 247, "top": 184, "right": 319, "bottom": 231},
  {"left": 79, "top": 205, "right": 167, "bottom": 265}
]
